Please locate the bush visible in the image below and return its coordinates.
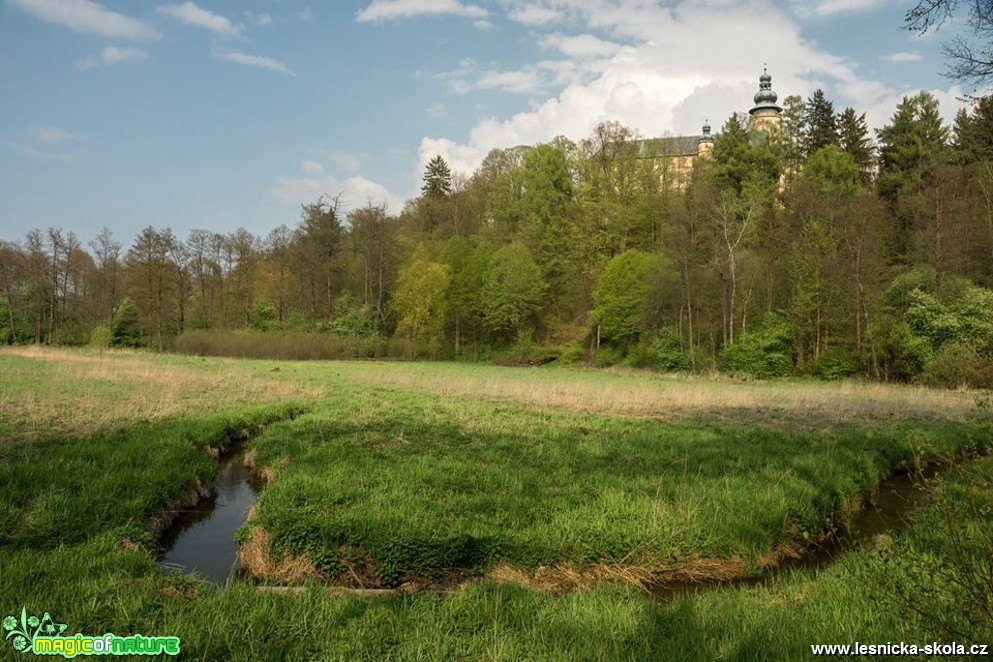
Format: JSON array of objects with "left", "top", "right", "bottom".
[
  {"left": 920, "top": 342, "right": 993, "bottom": 389},
  {"left": 880, "top": 320, "right": 933, "bottom": 382},
  {"left": 557, "top": 342, "right": 587, "bottom": 365},
  {"left": 621, "top": 342, "right": 655, "bottom": 368},
  {"left": 718, "top": 314, "right": 794, "bottom": 378},
  {"left": 89, "top": 324, "right": 113, "bottom": 351},
  {"left": 592, "top": 345, "right": 624, "bottom": 368},
  {"left": 112, "top": 298, "right": 141, "bottom": 348},
  {"left": 809, "top": 347, "right": 861, "bottom": 380},
  {"left": 651, "top": 327, "right": 690, "bottom": 372},
  {"left": 250, "top": 302, "right": 279, "bottom": 332}
]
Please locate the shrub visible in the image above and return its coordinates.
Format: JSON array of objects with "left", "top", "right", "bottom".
[
  {"left": 921, "top": 342, "right": 987, "bottom": 389},
  {"left": 557, "top": 342, "right": 587, "bottom": 365},
  {"left": 250, "top": 302, "right": 279, "bottom": 332},
  {"left": 592, "top": 345, "right": 624, "bottom": 368},
  {"left": 112, "top": 298, "right": 141, "bottom": 348},
  {"left": 621, "top": 342, "right": 655, "bottom": 368},
  {"left": 809, "top": 347, "right": 861, "bottom": 380},
  {"left": 89, "top": 324, "right": 112, "bottom": 351},
  {"left": 718, "top": 314, "right": 794, "bottom": 378},
  {"left": 651, "top": 326, "right": 690, "bottom": 372}
]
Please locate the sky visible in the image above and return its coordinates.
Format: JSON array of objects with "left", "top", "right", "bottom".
[{"left": 0, "top": 0, "right": 984, "bottom": 246}]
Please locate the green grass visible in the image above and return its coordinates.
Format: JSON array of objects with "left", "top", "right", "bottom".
[
  {"left": 247, "top": 403, "right": 985, "bottom": 586},
  {"left": 0, "top": 348, "right": 990, "bottom": 660}
]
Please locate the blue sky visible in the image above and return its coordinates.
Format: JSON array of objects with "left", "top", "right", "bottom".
[{"left": 0, "top": 0, "right": 981, "bottom": 245}]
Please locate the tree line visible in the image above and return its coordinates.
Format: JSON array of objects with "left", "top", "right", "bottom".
[{"left": 3, "top": 90, "right": 993, "bottom": 385}]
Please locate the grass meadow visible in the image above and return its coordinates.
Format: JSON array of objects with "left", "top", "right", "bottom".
[{"left": 0, "top": 348, "right": 990, "bottom": 660}]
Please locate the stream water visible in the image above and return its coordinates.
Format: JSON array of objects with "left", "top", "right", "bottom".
[
  {"left": 158, "top": 445, "right": 262, "bottom": 584},
  {"left": 157, "top": 447, "right": 938, "bottom": 591}
]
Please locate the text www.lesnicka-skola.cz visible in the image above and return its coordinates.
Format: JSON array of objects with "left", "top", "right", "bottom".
[{"left": 811, "top": 641, "right": 989, "bottom": 656}]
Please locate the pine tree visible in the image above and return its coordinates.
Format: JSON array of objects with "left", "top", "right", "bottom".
[
  {"left": 776, "top": 94, "right": 806, "bottom": 176},
  {"left": 837, "top": 107, "right": 875, "bottom": 183},
  {"left": 877, "top": 92, "right": 950, "bottom": 203},
  {"left": 421, "top": 155, "right": 453, "bottom": 198},
  {"left": 803, "top": 89, "right": 839, "bottom": 157},
  {"left": 953, "top": 96, "right": 993, "bottom": 162}
]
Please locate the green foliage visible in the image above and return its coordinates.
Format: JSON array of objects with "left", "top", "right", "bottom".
[
  {"left": 804, "top": 145, "right": 861, "bottom": 196},
  {"left": 903, "top": 283, "right": 993, "bottom": 355},
  {"left": 651, "top": 326, "right": 691, "bottom": 372},
  {"left": 480, "top": 243, "right": 547, "bottom": 341},
  {"left": 881, "top": 320, "right": 934, "bottom": 381},
  {"left": 809, "top": 347, "right": 861, "bottom": 380},
  {"left": 803, "top": 89, "right": 839, "bottom": 156},
  {"left": 590, "top": 249, "right": 657, "bottom": 343},
  {"left": 175, "top": 329, "right": 428, "bottom": 360},
  {"left": 421, "top": 155, "right": 453, "bottom": 198},
  {"left": 557, "top": 342, "right": 587, "bottom": 365},
  {"left": 88, "top": 324, "right": 112, "bottom": 350},
  {"left": 392, "top": 247, "right": 451, "bottom": 347},
  {"left": 592, "top": 344, "right": 624, "bottom": 367},
  {"left": 250, "top": 301, "right": 279, "bottom": 332},
  {"left": 877, "top": 91, "right": 950, "bottom": 204},
  {"left": 111, "top": 298, "right": 141, "bottom": 347},
  {"left": 719, "top": 314, "right": 795, "bottom": 378},
  {"left": 325, "top": 295, "right": 374, "bottom": 338},
  {"left": 837, "top": 107, "right": 875, "bottom": 183},
  {"left": 921, "top": 342, "right": 987, "bottom": 388}
]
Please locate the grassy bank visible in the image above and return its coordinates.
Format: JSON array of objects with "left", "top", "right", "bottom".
[{"left": 0, "top": 348, "right": 990, "bottom": 659}]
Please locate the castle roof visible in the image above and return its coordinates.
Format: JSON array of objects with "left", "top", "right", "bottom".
[{"left": 750, "top": 67, "right": 782, "bottom": 114}]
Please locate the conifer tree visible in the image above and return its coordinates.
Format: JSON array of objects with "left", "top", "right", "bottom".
[
  {"left": 837, "top": 107, "right": 875, "bottom": 183},
  {"left": 421, "top": 155, "right": 453, "bottom": 198},
  {"left": 803, "top": 89, "right": 839, "bottom": 157}
]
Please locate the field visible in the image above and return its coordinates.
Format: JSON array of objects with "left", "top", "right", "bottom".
[{"left": 1, "top": 348, "right": 991, "bottom": 660}]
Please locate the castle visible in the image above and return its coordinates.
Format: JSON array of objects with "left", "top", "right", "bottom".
[{"left": 638, "top": 68, "right": 783, "bottom": 177}]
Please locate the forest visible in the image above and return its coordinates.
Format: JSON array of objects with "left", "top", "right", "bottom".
[{"left": 3, "top": 89, "right": 993, "bottom": 386}]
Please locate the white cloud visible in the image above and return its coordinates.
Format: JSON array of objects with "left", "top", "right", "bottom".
[
  {"left": 156, "top": 2, "right": 241, "bottom": 37},
  {"left": 29, "top": 126, "right": 82, "bottom": 144},
  {"left": 356, "top": 0, "right": 488, "bottom": 22},
  {"left": 881, "top": 51, "right": 923, "bottom": 63},
  {"left": 217, "top": 51, "right": 295, "bottom": 76},
  {"left": 308, "top": 149, "right": 364, "bottom": 173},
  {"left": 301, "top": 159, "right": 325, "bottom": 175},
  {"left": 298, "top": 7, "right": 313, "bottom": 21},
  {"left": 505, "top": 5, "right": 565, "bottom": 25},
  {"left": 813, "top": 0, "right": 884, "bottom": 15},
  {"left": 473, "top": 19, "right": 494, "bottom": 30},
  {"left": 539, "top": 33, "right": 623, "bottom": 59},
  {"left": 476, "top": 69, "right": 546, "bottom": 95},
  {"left": 244, "top": 11, "right": 273, "bottom": 27},
  {"left": 75, "top": 45, "right": 148, "bottom": 69},
  {"left": 11, "top": 143, "right": 72, "bottom": 162},
  {"left": 426, "top": 102, "right": 448, "bottom": 119},
  {"left": 417, "top": 0, "right": 952, "bottom": 179},
  {"left": 272, "top": 170, "right": 403, "bottom": 213},
  {"left": 8, "top": 0, "right": 160, "bottom": 39}
]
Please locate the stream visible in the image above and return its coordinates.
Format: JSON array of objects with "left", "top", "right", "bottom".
[
  {"left": 157, "top": 447, "right": 940, "bottom": 591},
  {"left": 158, "top": 444, "right": 262, "bottom": 584}
]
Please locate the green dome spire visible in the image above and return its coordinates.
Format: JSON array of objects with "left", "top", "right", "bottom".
[{"left": 750, "top": 66, "right": 781, "bottom": 114}]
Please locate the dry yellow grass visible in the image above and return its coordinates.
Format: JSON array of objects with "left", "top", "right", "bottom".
[
  {"left": 341, "top": 364, "right": 979, "bottom": 426},
  {"left": 238, "top": 524, "right": 322, "bottom": 584},
  {"left": 0, "top": 347, "right": 323, "bottom": 442}
]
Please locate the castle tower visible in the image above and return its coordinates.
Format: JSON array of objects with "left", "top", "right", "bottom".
[
  {"left": 697, "top": 120, "right": 714, "bottom": 157},
  {"left": 748, "top": 67, "right": 782, "bottom": 133}
]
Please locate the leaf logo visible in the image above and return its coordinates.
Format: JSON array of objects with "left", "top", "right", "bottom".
[{"left": 3, "top": 607, "right": 67, "bottom": 654}]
